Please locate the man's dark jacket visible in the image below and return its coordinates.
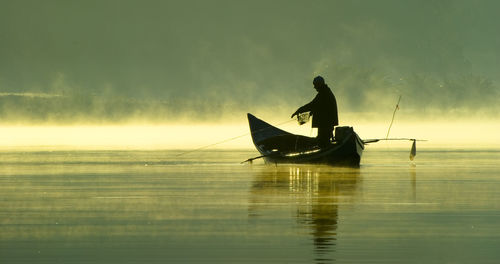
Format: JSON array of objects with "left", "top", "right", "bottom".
[{"left": 296, "top": 85, "right": 338, "bottom": 128}]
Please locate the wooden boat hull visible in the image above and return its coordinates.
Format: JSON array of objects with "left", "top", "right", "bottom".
[{"left": 247, "top": 113, "right": 364, "bottom": 166}]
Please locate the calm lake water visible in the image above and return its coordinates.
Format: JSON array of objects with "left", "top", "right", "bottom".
[{"left": 1, "top": 148, "right": 499, "bottom": 263}]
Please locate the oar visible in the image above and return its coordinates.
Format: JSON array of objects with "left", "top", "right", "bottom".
[
  {"left": 362, "top": 138, "right": 425, "bottom": 160},
  {"left": 241, "top": 154, "right": 267, "bottom": 164},
  {"left": 241, "top": 151, "right": 283, "bottom": 164},
  {"left": 410, "top": 139, "right": 416, "bottom": 161},
  {"left": 363, "top": 138, "right": 426, "bottom": 144},
  {"left": 362, "top": 139, "right": 380, "bottom": 144}
]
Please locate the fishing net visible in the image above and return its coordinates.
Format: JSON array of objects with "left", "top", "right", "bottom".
[{"left": 297, "top": 112, "right": 311, "bottom": 125}]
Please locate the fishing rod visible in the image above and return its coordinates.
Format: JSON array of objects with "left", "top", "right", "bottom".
[{"left": 175, "top": 118, "right": 295, "bottom": 157}]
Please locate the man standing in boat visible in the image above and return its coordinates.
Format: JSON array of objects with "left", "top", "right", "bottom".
[{"left": 291, "top": 76, "right": 339, "bottom": 148}]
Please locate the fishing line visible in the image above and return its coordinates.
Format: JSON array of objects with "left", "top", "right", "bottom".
[
  {"left": 175, "top": 118, "right": 295, "bottom": 157},
  {"left": 386, "top": 95, "right": 402, "bottom": 139}
]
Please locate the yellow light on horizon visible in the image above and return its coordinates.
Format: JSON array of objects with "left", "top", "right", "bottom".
[
  {"left": 0, "top": 121, "right": 498, "bottom": 150},
  {"left": 0, "top": 125, "right": 254, "bottom": 150}
]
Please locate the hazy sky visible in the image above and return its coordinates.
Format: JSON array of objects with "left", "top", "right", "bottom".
[{"left": 1, "top": 0, "right": 499, "bottom": 124}]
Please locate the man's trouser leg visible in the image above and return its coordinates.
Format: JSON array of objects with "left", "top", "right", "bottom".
[{"left": 317, "top": 126, "right": 333, "bottom": 148}]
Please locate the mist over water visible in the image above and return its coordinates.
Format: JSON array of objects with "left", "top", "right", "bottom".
[{"left": 1, "top": 0, "right": 499, "bottom": 125}]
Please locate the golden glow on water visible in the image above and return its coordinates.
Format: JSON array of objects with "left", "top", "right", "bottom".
[
  {"left": 1, "top": 149, "right": 500, "bottom": 263},
  {"left": 0, "top": 120, "right": 498, "bottom": 150}
]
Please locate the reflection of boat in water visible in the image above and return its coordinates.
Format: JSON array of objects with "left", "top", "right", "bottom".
[
  {"left": 247, "top": 114, "right": 364, "bottom": 166},
  {"left": 249, "top": 165, "right": 359, "bottom": 263}
]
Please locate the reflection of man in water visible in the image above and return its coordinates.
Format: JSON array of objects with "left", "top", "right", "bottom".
[
  {"left": 248, "top": 167, "right": 359, "bottom": 263},
  {"left": 291, "top": 76, "right": 339, "bottom": 148}
]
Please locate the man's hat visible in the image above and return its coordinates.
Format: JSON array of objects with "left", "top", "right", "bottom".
[{"left": 313, "top": 76, "right": 325, "bottom": 85}]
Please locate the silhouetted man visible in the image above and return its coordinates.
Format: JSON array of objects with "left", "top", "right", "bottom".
[{"left": 291, "top": 76, "right": 339, "bottom": 148}]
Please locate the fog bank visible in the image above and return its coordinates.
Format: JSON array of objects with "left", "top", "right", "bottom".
[{"left": 1, "top": 0, "right": 499, "bottom": 124}]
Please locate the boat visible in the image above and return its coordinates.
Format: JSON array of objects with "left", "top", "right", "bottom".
[{"left": 247, "top": 113, "right": 365, "bottom": 166}]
